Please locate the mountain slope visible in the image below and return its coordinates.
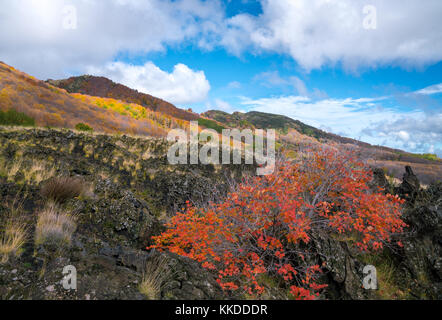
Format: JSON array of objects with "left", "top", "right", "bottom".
[
  {"left": 47, "top": 76, "right": 199, "bottom": 122},
  {"left": 1, "top": 61, "right": 440, "bottom": 183},
  {"left": 0, "top": 62, "right": 186, "bottom": 137},
  {"left": 203, "top": 110, "right": 372, "bottom": 146},
  {"left": 203, "top": 110, "right": 442, "bottom": 184}
]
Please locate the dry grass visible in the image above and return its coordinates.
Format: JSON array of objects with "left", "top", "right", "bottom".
[
  {"left": 29, "top": 161, "right": 56, "bottom": 184},
  {"left": 0, "top": 200, "right": 28, "bottom": 263},
  {"left": 139, "top": 255, "right": 171, "bottom": 300},
  {"left": 40, "top": 176, "right": 84, "bottom": 203},
  {"left": 9, "top": 159, "right": 22, "bottom": 180},
  {"left": 0, "top": 157, "right": 22, "bottom": 182},
  {"left": 35, "top": 202, "right": 76, "bottom": 247},
  {"left": 1, "top": 158, "right": 55, "bottom": 184}
]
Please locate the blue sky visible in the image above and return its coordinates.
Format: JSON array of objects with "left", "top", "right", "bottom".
[{"left": 1, "top": 0, "right": 441, "bottom": 155}]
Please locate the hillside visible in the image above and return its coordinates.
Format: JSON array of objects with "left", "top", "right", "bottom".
[
  {"left": 0, "top": 61, "right": 440, "bottom": 184},
  {"left": 0, "top": 127, "right": 254, "bottom": 299},
  {"left": 0, "top": 127, "right": 440, "bottom": 300},
  {"left": 203, "top": 110, "right": 442, "bottom": 184},
  {"left": 0, "top": 62, "right": 187, "bottom": 137},
  {"left": 0, "top": 62, "right": 440, "bottom": 301},
  {"left": 47, "top": 76, "right": 199, "bottom": 122},
  {"left": 204, "top": 110, "right": 382, "bottom": 146}
]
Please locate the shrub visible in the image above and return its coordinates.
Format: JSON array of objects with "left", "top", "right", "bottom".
[
  {"left": 75, "top": 123, "right": 93, "bottom": 132},
  {"left": 198, "top": 118, "right": 225, "bottom": 134},
  {"left": 35, "top": 202, "right": 76, "bottom": 247},
  {"left": 75, "top": 122, "right": 93, "bottom": 132},
  {"left": 0, "top": 109, "right": 35, "bottom": 127},
  {"left": 414, "top": 153, "right": 439, "bottom": 161},
  {"left": 151, "top": 148, "right": 406, "bottom": 299},
  {"left": 40, "top": 176, "right": 84, "bottom": 203}
]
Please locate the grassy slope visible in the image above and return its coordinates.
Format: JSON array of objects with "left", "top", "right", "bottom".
[
  {"left": 47, "top": 75, "right": 199, "bottom": 122},
  {"left": 0, "top": 62, "right": 188, "bottom": 137}
]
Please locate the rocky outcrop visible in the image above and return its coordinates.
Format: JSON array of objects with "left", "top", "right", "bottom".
[
  {"left": 372, "top": 167, "right": 441, "bottom": 299},
  {"left": 0, "top": 128, "right": 440, "bottom": 300},
  {"left": 396, "top": 166, "right": 422, "bottom": 201},
  {"left": 0, "top": 128, "right": 250, "bottom": 300}
]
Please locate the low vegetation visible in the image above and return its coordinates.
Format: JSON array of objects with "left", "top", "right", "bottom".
[
  {"left": 75, "top": 123, "right": 93, "bottom": 132},
  {"left": 0, "top": 201, "right": 28, "bottom": 263},
  {"left": 47, "top": 75, "right": 199, "bottom": 122},
  {"left": 139, "top": 255, "right": 171, "bottom": 300},
  {"left": 198, "top": 117, "right": 226, "bottom": 134},
  {"left": 0, "top": 62, "right": 188, "bottom": 138},
  {"left": 40, "top": 176, "right": 85, "bottom": 203},
  {"left": 0, "top": 109, "right": 35, "bottom": 127},
  {"left": 35, "top": 202, "right": 76, "bottom": 248},
  {"left": 412, "top": 153, "right": 439, "bottom": 161},
  {"left": 152, "top": 148, "right": 406, "bottom": 299}
]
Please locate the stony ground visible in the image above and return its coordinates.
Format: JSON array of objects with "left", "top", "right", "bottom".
[{"left": 0, "top": 127, "right": 440, "bottom": 300}]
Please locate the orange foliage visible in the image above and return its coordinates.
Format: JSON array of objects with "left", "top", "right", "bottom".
[
  {"left": 151, "top": 148, "right": 406, "bottom": 299},
  {"left": 0, "top": 62, "right": 188, "bottom": 137}
]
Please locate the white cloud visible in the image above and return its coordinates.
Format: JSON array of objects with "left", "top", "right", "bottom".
[
  {"left": 397, "top": 131, "right": 410, "bottom": 142},
  {"left": 206, "top": 99, "right": 235, "bottom": 113},
  {"left": 240, "top": 95, "right": 399, "bottom": 135},
  {"left": 0, "top": 0, "right": 224, "bottom": 78},
  {"left": 253, "top": 71, "right": 288, "bottom": 87},
  {"left": 253, "top": 71, "right": 309, "bottom": 96},
  {"left": 290, "top": 76, "right": 308, "bottom": 97},
  {"left": 2, "top": 0, "right": 442, "bottom": 77},
  {"left": 415, "top": 83, "right": 442, "bottom": 95},
  {"left": 240, "top": 94, "right": 442, "bottom": 155},
  {"left": 362, "top": 114, "right": 442, "bottom": 154},
  {"left": 87, "top": 61, "right": 210, "bottom": 105},
  {"left": 221, "top": 0, "right": 442, "bottom": 71},
  {"left": 227, "top": 81, "right": 242, "bottom": 89}
]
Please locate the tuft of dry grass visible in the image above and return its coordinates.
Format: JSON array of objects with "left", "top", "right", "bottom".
[
  {"left": 8, "top": 159, "right": 22, "bottom": 180},
  {"left": 35, "top": 202, "right": 76, "bottom": 247},
  {"left": 23, "top": 160, "right": 55, "bottom": 184},
  {"left": 0, "top": 221, "right": 27, "bottom": 263},
  {"left": 40, "top": 176, "right": 84, "bottom": 203},
  {"left": 139, "top": 255, "right": 171, "bottom": 300},
  {"left": 0, "top": 200, "right": 28, "bottom": 263}
]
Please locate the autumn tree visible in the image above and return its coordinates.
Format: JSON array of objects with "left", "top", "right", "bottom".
[{"left": 150, "top": 147, "right": 406, "bottom": 299}]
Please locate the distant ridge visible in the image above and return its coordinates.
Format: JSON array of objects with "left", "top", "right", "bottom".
[
  {"left": 0, "top": 61, "right": 186, "bottom": 137},
  {"left": 202, "top": 110, "right": 374, "bottom": 147},
  {"left": 47, "top": 75, "right": 199, "bottom": 122}
]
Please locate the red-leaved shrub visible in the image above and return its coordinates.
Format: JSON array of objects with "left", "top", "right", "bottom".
[{"left": 150, "top": 148, "right": 406, "bottom": 299}]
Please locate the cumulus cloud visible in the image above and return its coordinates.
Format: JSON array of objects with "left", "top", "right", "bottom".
[
  {"left": 0, "top": 0, "right": 224, "bottom": 78},
  {"left": 221, "top": 0, "right": 442, "bottom": 71},
  {"left": 87, "top": 61, "right": 210, "bottom": 105},
  {"left": 240, "top": 95, "right": 399, "bottom": 134},
  {"left": 2, "top": 0, "right": 442, "bottom": 77},
  {"left": 362, "top": 114, "right": 442, "bottom": 155}
]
